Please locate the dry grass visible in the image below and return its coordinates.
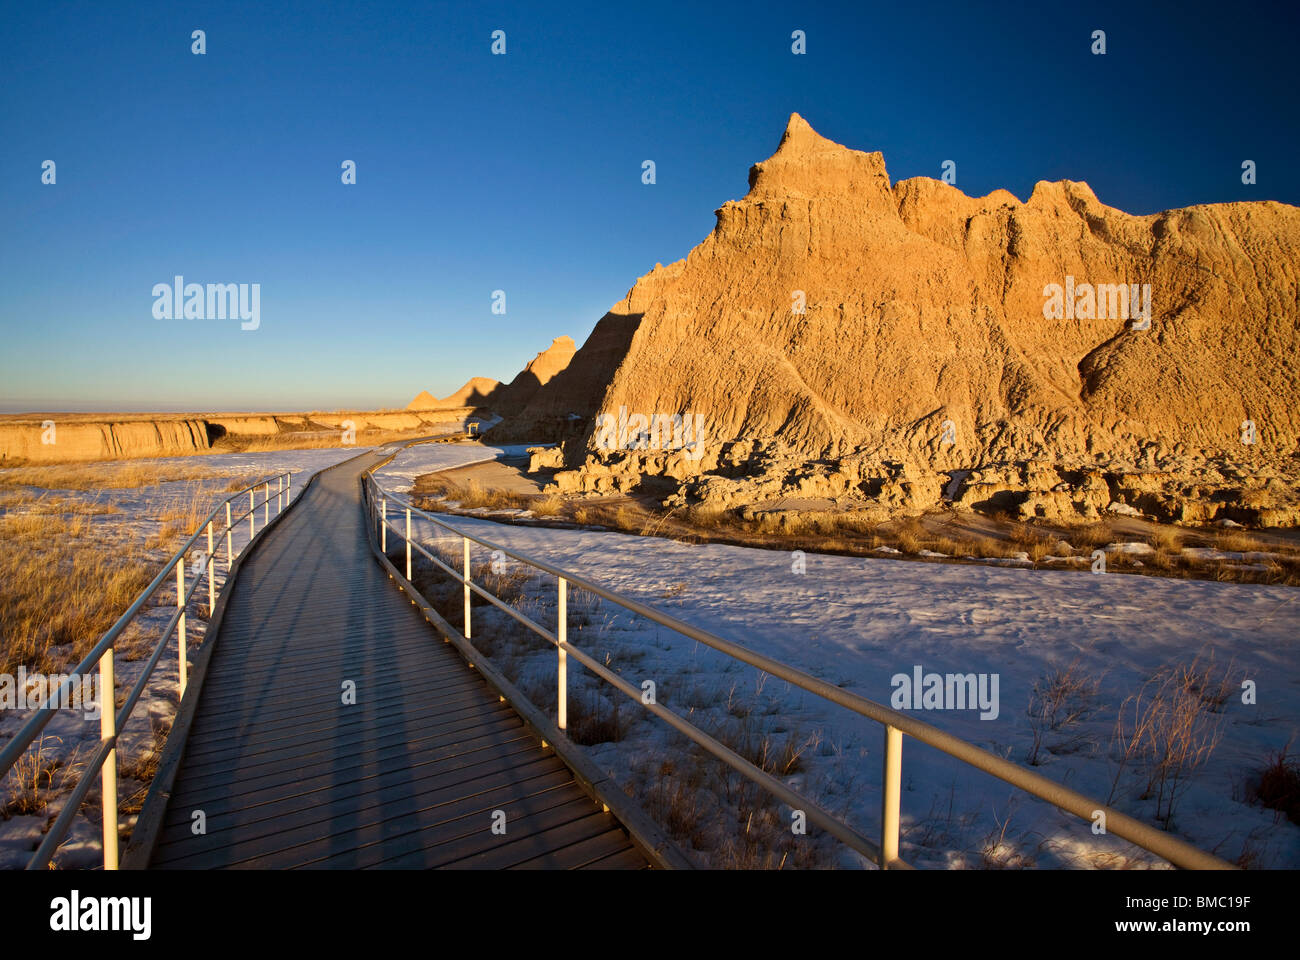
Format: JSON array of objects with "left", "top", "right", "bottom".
[
  {"left": 0, "top": 505, "right": 157, "bottom": 674},
  {"left": 1071, "top": 521, "right": 1116, "bottom": 548},
  {"left": 0, "top": 460, "right": 244, "bottom": 491},
  {"left": 1252, "top": 746, "right": 1300, "bottom": 825},
  {"left": 228, "top": 427, "right": 427, "bottom": 454},
  {"left": 565, "top": 688, "right": 632, "bottom": 746},
  {"left": 147, "top": 485, "right": 222, "bottom": 553},
  {"left": 531, "top": 494, "right": 563, "bottom": 517},
  {"left": 1026, "top": 659, "right": 1102, "bottom": 765},
  {"left": 1109, "top": 652, "right": 1236, "bottom": 826},
  {"left": 223, "top": 473, "right": 263, "bottom": 492},
  {"left": 1146, "top": 526, "right": 1184, "bottom": 553},
  {"left": 2, "top": 735, "right": 66, "bottom": 817},
  {"left": 1009, "top": 524, "right": 1059, "bottom": 562}
]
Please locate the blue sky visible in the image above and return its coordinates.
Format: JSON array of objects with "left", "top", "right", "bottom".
[{"left": 1, "top": 0, "right": 1295, "bottom": 412}]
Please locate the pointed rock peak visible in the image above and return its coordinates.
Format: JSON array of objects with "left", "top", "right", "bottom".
[
  {"left": 782, "top": 111, "right": 817, "bottom": 141},
  {"left": 744, "top": 112, "right": 894, "bottom": 210},
  {"left": 407, "top": 390, "right": 437, "bottom": 409},
  {"left": 770, "top": 112, "right": 841, "bottom": 160}
]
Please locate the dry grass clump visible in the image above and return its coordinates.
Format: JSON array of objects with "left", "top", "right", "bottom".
[
  {"left": 685, "top": 503, "right": 729, "bottom": 527},
  {"left": 1026, "top": 659, "right": 1102, "bottom": 765},
  {"left": 1146, "top": 525, "right": 1184, "bottom": 553},
  {"left": 1008, "top": 524, "right": 1059, "bottom": 562},
  {"left": 565, "top": 688, "right": 631, "bottom": 746},
  {"left": 531, "top": 494, "right": 563, "bottom": 517},
  {"left": 1213, "top": 529, "right": 1259, "bottom": 554},
  {"left": 1108, "top": 652, "right": 1236, "bottom": 826},
  {"left": 1071, "top": 521, "right": 1115, "bottom": 548},
  {"left": 2, "top": 736, "right": 66, "bottom": 817},
  {"left": 1252, "top": 747, "right": 1300, "bottom": 825}
]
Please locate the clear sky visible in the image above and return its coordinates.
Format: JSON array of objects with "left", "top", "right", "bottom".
[{"left": 1, "top": 0, "right": 1295, "bottom": 412}]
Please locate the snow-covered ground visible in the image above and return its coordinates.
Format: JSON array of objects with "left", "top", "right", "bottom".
[
  {"left": 373, "top": 460, "right": 1300, "bottom": 869},
  {"left": 375, "top": 437, "right": 540, "bottom": 494},
  {"left": 0, "top": 445, "right": 369, "bottom": 869}
]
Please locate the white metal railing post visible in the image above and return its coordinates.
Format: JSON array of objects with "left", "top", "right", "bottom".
[
  {"left": 463, "top": 537, "right": 472, "bottom": 638},
  {"left": 381, "top": 498, "right": 387, "bottom": 551},
  {"left": 225, "top": 501, "right": 233, "bottom": 572},
  {"left": 99, "top": 648, "right": 118, "bottom": 870},
  {"left": 277, "top": 475, "right": 284, "bottom": 513},
  {"left": 557, "top": 577, "right": 567, "bottom": 731},
  {"left": 206, "top": 519, "right": 215, "bottom": 615},
  {"left": 249, "top": 489, "right": 254, "bottom": 540},
  {"left": 881, "top": 725, "right": 902, "bottom": 869},
  {"left": 405, "top": 507, "right": 412, "bottom": 580},
  {"left": 287, "top": 473, "right": 291, "bottom": 502},
  {"left": 264, "top": 482, "right": 270, "bottom": 526},
  {"left": 176, "top": 561, "right": 187, "bottom": 696}
]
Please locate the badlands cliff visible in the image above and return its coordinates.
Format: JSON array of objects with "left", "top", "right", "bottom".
[
  {"left": 513, "top": 113, "right": 1300, "bottom": 526},
  {"left": 0, "top": 409, "right": 469, "bottom": 464}
]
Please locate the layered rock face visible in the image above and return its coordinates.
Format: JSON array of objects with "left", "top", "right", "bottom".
[
  {"left": 0, "top": 410, "right": 472, "bottom": 465},
  {"left": 0, "top": 419, "right": 212, "bottom": 463},
  {"left": 521, "top": 113, "right": 1300, "bottom": 525}
]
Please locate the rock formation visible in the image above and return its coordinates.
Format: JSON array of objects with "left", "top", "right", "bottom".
[
  {"left": 492, "top": 336, "right": 577, "bottom": 415},
  {"left": 407, "top": 377, "right": 502, "bottom": 410},
  {"left": 513, "top": 113, "right": 1300, "bottom": 526}
]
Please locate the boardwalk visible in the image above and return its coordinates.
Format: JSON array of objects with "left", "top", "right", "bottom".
[{"left": 140, "top": 452, "right": 647, "bottom": 869}]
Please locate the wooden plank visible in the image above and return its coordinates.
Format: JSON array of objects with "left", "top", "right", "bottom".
[
  {"left": 168, "top": 712, "right": 530, "bottom": 799},
  {"left": 225, "top": 774, "right": 586, "bottom": 870},
  {"left": 179, "top": 696, "right": 512, "bottom": 768},
  {"left": 435, "top": 810, "right": 628, "bottom": 870},
  {"left": 152, "top": 755, "right": 574, "bottom": 868},
  {"left": 510, "top": 828, "right": 640, "bottom": 870}
]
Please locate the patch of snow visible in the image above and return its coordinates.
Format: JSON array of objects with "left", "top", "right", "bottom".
[
  {"left": 1106, "top": 541, "right": 1155, "bottom": 555},
  {"left": 1182, "top": 548, "right": 1278, "bottom": 563}
]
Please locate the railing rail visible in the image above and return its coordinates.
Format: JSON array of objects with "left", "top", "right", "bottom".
[
  {"left": 362, "top": 451, "right": 1236, "bottom": 871},
  {"left": 0, "top": 471, "right": 294, "bottom": 870}
]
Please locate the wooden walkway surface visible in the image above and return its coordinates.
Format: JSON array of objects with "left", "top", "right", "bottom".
[{"left": 143, "top": 452, "right": 647, "bottom": 869}]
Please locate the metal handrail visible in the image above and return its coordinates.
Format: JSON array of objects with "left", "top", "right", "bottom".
[
  {"left": 0, "top": 471, "right": 295, "bottom": 869},
  {"left": 362, "top": 455, "right": 1236, "bottom": 870}
]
